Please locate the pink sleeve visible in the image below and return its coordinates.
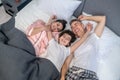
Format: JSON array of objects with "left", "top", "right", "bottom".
[
  {"left": 33, "top": 31, "right": 49, "bottom": 57},
  {"left": 26, "top": 19, "right": 46, "bottom": 36},
  {"left": 27, "top": 31, "right": 49, "bottom": 57}
]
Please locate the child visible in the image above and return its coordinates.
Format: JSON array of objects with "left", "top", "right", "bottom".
[
  {"left": 26, "top": 15, "right": 67, "bottom": 57},
  {"left": 43, "top": 24, "right": 92, "bottom": 72}
]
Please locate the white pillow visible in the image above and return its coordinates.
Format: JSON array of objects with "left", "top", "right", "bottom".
[
  {"left": 37, "top": 0, "right": 81, "bottom": 21},
  {"left": 15, "top": 0, "right": 50, "bottom": 32}
]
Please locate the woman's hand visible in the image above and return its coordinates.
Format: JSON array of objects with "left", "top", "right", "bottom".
[
  {"left": 47, "top": 15, "right": 57, "bottom": 25},
  {"left": 50, "top": 15, "right": 57, "bottom": 20}
]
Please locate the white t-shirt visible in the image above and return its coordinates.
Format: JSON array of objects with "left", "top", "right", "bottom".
[
  {"left": 45, "top": 39, "right": 70, "bottom": 72},
  {"left": 70, "top": 33, "right": 99, "bottom": 72}
]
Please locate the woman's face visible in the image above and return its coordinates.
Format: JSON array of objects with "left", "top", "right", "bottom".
[
  {"left": 50, "top": 22, "right": 63, "bottom": 32},
  {"left": 59, "top": 33, "right": 71, "bottom": 46}
]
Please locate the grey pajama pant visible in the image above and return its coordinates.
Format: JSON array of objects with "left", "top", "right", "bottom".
[{"left": 66, "top": 66, "right": 99, "bottom": 80}]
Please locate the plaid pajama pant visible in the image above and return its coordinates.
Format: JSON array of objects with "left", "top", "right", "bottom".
[{"left": 65, "top": 66, "right": 99, "bottom": 80}]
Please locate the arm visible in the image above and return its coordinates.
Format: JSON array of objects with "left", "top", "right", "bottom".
[
  {"left": 60, "top": 53, "right": 74, "bottom": 80},
  {"left": 46, "top": 25, "right": 53, "bottom": 41},
  {"left": 78, "top": 15, "right": 106, "bottom": 37},
  {"left": 47, "top": 15, "right": 57, "bottom": 25},
  {"left": 30, "top": 27, "right": 46, "bottom": 36},
  {"left": 70, "top": 23, "right": 92, "bottom": 53},
  {"left": 27, "top": 20, "right": 46, "bottom": 36}
]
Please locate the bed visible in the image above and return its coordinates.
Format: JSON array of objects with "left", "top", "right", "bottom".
[{"left": 0, "top": 0, "right": 120, "bottom": 80}]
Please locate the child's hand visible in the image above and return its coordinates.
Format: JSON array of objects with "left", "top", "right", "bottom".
[
  {"left": 78, "top": 15, "right": 88, "bottom": 20},
  {"left": 86, "top": 22, "right": 93, "bottom": 32},
  {"left": 60, "top": 77, "right": 65, "bottom": 80}
]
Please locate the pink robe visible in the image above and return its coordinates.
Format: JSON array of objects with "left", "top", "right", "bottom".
[{"left": 26, "top": 20, "right": 59, "bottom": 57}]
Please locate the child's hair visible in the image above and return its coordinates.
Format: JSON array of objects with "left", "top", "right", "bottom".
[
  {"left": 55, "top": 19, "right": 67, "bottom": 31},
  {"left": 70, "top": 19, "right": 81, "bottom": 25},
  {"left": 59, "top": 30, "right": 76, "bottom": 47}
]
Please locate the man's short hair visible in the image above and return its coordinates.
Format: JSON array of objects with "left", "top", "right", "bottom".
[{"left": 70, "top": 19, "right": 81, "bottom": 26}]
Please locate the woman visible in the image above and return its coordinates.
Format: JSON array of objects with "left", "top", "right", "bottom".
[{"left": 26, "top": 15, "right": 67, "bottom": 57}]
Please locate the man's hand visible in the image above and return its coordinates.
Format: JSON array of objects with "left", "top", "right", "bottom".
[
  {"left": 78, "top": 15, "right": 88, "bottom": 20},
  {"left": 86, "top": 22, "right": 93, "bottom": 32},
  {"left": 78, "top": 15, "right": 106, "bottom": 37}
]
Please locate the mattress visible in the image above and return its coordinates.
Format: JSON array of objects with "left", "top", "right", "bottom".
[{"left": 15, "top": 0, "right": 120, "bottom": 80}]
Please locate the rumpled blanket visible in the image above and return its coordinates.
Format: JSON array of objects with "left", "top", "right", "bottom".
[{"left": 0, "top": 18, "right": 60, "bottom": 80}]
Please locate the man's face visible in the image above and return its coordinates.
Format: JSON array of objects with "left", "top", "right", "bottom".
[{"left": 71, "top": 21, "right": 84, "bottom": 38}]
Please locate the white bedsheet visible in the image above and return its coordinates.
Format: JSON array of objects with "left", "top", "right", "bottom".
[
  {"left": 81, "top": 12, "right": 120, "bottom": 80},
  {"left": 15, "top": 0, "right": 120, "bottom": 80},
  {"left": 97, "top": 27, "right": 120, "bottom": 80}
]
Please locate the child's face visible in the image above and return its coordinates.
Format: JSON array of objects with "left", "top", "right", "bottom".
[
  {"left": 59, "top": 33, "right": 71, "bottom": 46},
  {"left": 50, "top": 22, "right": 63, "bottom": 32}
]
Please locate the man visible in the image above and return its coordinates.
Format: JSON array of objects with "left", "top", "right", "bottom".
[{"left": 60, "top": 15, "right": 106, "bottom": 80}]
